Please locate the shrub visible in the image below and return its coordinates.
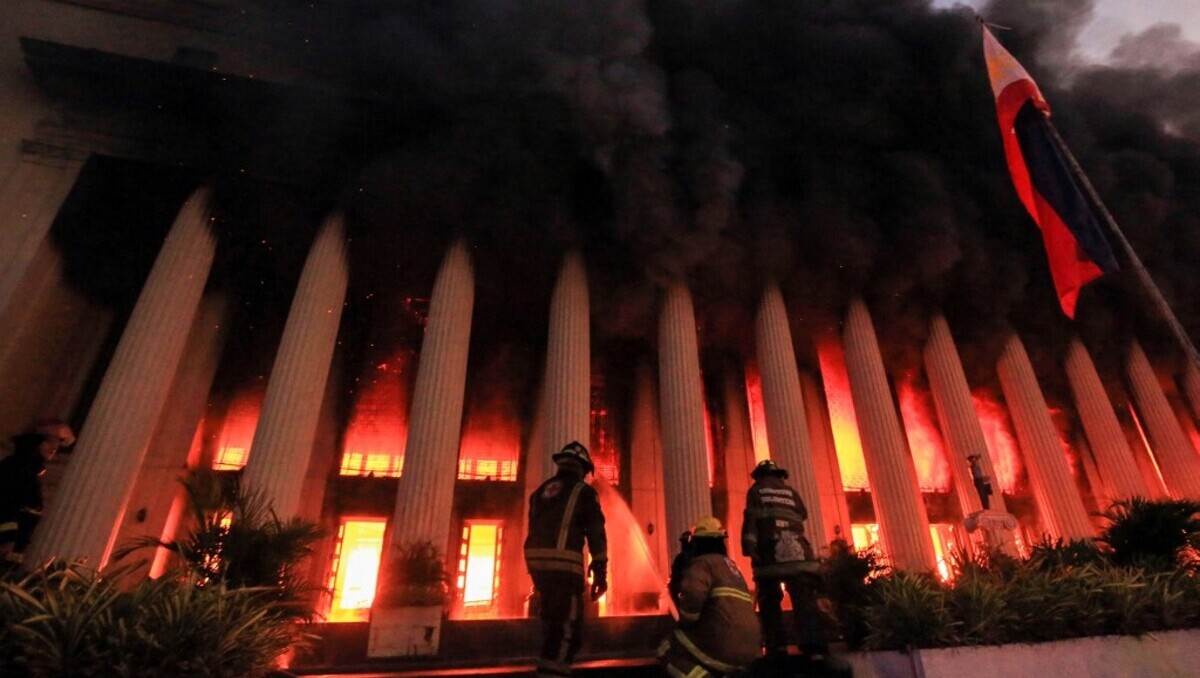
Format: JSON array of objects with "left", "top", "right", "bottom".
[
  {"left": 377, "top": 541, "right": 450, "bottom": 609},
  {"left": 1098, "top": 497, "right": 1200, "bottom": 570},
  {"left": 819, "top": 539, "right": 888, "bottom": 649},
  {"left": 0, "top": 562, "right": 301, "bottom": 677}
]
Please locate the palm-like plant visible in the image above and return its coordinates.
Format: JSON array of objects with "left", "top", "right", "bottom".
[
  {"left": 1097, "top": 497, "right": 1200, "bottom": 570},
  {"left": 113, "top": 473, "right": 324, "bottom": 608}
]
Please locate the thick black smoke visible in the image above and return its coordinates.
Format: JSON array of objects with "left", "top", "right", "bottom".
[{"left": 241, "top": 0, "right": 1200, "bottom": 389}]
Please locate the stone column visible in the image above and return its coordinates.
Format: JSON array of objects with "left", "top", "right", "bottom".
[
  {"left": 722, "top": 368, "right": 756, "bottom": 575},
  {"left": 800, "top": 371, "right": 851, "bottom": 545},
  {"left": 387, "top": 241, "right": 475, "bottom": 548},
  {"left": 1126, "top": 340, "right": 1200, "bottom": 499},
  {"left": 1065, "top": 339, "right": 1149, "bottom": 501},
  {"left": 242, "top": 214, "right": 349, "bottom": 518},
  {"left": 26, "top": 187, "right": 216, "bottom": 567},
  {"left": 658, "top": 282, "right": 713, "bottom": 557},
  {"left": 997, "top": 335, "right": 1093, "bottom": 540},
  {"left": 0, "top": 148, "right": 84, "bottom": 321},
  {"left": 755, "top": 283, "right": 827, "bottom": 547},
  {"left": 1184, "top": 362, "right": 1200, "bottom": 426},
  {"left": 114, "top": 293, "right": 230, "bottom": 572},
  {"left": 542, "top": 251, "right": 591, "bottom": 478},
  {"left": 842, "top": 299, "right": 936, "bottom": 571},
  {"left": 924, "top": 315, "right": 1008, "bottom": 515},
  {"left": 630, "top": 363, "right": 669, "bottom": 579}
]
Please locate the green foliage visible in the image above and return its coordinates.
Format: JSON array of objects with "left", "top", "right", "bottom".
[
  {"left": 1098, "top": 497, "right": 1200, "bottom": 570},
  {"left": 0, "top": 562, "right": 301, "bottom": 677},
  {"left": 864, "top": 573, "right": 955, "bottom": 649},
  {"left": 378, "top": 541, "right": 450, "bottom": 608},
  {"left": 113, "top": 473, "right": 324, "bottom": 609},
  {"left": 818, "top": 539, "right": 888, "bottom": 649},
  {"left": 820, "top": 500, "right": 1200, "bottom": 651}
]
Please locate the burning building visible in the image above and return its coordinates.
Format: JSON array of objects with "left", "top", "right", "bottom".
[{"left": 3, "top": 0, "right": 1200, "bottom": 665}]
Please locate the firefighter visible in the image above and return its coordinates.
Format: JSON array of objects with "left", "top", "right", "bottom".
[
  {"left": 524, "top": 441, "right": 607, "bottom": 678},
  {"left": 742, "top": 459, "right": 827, "bottom": 661},
  {"left": 659, "top": 516, "right": 760, "bottom": 678},
  {"left": 0, "top": 420, "right": 75, "bottom": 564}
]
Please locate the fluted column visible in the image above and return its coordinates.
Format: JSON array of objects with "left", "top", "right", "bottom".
[
  {"left": 722, "top": 368, "right": 756, "bottom": 575},
  {"left": 114, "top": 293, "right": 230, "bottom": 572},
  {"left": 387, "top": 241, "right": 475, "bottom": 548},
  {"left": 842, "top": 299, "right": 936, "bottom": 571},
  {"left": 0, "top": 151, "right": 83, "bottom": 320},
  {"left": 1065, "top": 339, "right": 1149, "bottom": 501},
  {"left": 924, "top": 315, "right": 1008, "bottom": 516},
  {"left": 242, "top": 214, "right": 349, "bottom": 518},
  {"left": 27, "top": 187, "right": 216, "bottom": 567},
  {"left": 997, "top": 335, "right": 1093, "bottom": 539},
  {"left": 1127, "top": 340, "right": 1200, "bottom": 499},
  {"left": 1184, "top": 362, "right": 1200, "bottom": 426},
  {"left": 542, "top": 251, "right": 591, "bottom": 478},
  {"left": 658, "top": 282, "right": 713, "bottom": 557},
  {"left": 800, "top": 371, "right": 851, "bottom": 544},
  {"left": 630, "top": 363, "right": 669, "bottom": 579},
  {"left": 755, "top": 284, "right": 827, "bottom": 547}
]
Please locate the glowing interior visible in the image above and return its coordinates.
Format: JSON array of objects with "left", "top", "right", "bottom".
[
  {"left": 340, "top": 358, "right": 409, "bottom": 478},
  {"left": 457, "top": 521, "right": 502, "bottom": 614},
  {"left": 457, "top": 422, "right": 519, "bottom": 482},
  {"left": 212, "top": 389, "right": 263, "bottom": 470},
  {"left": 897, "top": 376, "right": 952, "bottom": 492},
  {"left": 743, "top": 365, "right": 772, "bottom": 464},
  {"left": 929, "top": 523, "right": 958, "bottom": 581},
  {"left": 973, "top": 391, "right": 1022, "bottom": 493},
  {"left": 817, "top": 340, "right": 870, "bottom": 490},
  {"left": 327, "top": 518, "right": 386, "bottom": 622}
]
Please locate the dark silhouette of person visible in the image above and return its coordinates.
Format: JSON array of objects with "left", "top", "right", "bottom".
[
  {"left": 0, "top": 420, "right": 75, "bottom": 564},
  {"left": 523, "top": 441, "right": 607, "bottom": 678}
]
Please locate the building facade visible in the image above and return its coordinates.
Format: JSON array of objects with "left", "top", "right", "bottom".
[{"left": 3, "top": 0, "right": 1200, "bottom": 638}]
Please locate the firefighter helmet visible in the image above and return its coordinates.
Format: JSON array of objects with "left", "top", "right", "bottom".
[
  {"left": 691, "top": 516, "right": 726, "bottom": 539},
  {"left": 33, "top": 419, "right": 75, "bottom": 447},
  {"left": 553, "top": 440, "right": 594, "bottom": 474},
  {"left": 751, "top": 459, "right": 789, "bottom": 479}
]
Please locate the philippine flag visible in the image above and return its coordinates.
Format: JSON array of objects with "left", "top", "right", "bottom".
[{"left": 983, "top": 26, "right": 1118, "bottom": 318}]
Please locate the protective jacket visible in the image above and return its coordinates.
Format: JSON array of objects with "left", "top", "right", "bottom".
[
  {"left": 524, "top": 469, "right": 607, "bottom": 577},
  {"left": 660, "top": 552, "right": 761, "bottom": 677},
  {"left": 741, "top": 474, "right": 816, "bottom": 578}
]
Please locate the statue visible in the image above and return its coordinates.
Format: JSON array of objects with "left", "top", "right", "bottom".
[{"left": 967, "top": 453, "right": 993, "bottom": 510}]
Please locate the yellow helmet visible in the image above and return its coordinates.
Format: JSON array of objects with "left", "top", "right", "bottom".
[{"left": 691, "top": 515, "right": 726, "bottom": 539}]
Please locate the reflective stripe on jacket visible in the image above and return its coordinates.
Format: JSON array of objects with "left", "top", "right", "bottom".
[
  {"left": 524, "top": 471, "right": 607, "bottom": 577},
  {"left": 741, "top": 475, "right": 817, "bottom": 579},
  {"left": 665, "top": 552, "right": 760, "bottom": 674}
]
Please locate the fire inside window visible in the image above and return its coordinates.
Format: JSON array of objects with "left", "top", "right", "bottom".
[
  {"left": 456, "top": 521, "right": 503, "bottom": 615},
  {"left": 589, "top": 382, "right": 620, "bottom": 485},
  {"left": 212, "top": 446, "right": 247, "bottom": 471},
  {"left": 457, "top": 458, "right": 517, "bottom": 481},
  {"left": 326, "top": 518, "right": 387, "bottom": 622},
  {"left": 850, "top": 523, "right": 959, "bottom": 581},
  {"left": 339, "top": 451, "right": 404, "bottom": 478}
]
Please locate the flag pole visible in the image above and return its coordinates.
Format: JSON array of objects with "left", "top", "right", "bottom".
[{"left": 1041, "top": 116, "right": 1200, "bottom": 369}]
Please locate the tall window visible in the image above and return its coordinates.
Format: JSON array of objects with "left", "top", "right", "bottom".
[
  {"left": 327, "top": 518, "right": 387, "bottom": 622},
  {"left": 456, "top": 521, "right": 503, "bottom": 616}
]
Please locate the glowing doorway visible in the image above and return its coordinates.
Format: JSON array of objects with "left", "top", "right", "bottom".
[
  {"left": 327, "top": 518, "right": 387, "bottom": 622},
  {"left": 456, "top": 521, "right": 503, "bottom": 617}
]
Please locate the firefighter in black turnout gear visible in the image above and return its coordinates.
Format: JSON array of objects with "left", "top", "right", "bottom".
[
  {"left": 524, "top": 441, "right": 607, "bottom": 678},
  {"left": 742, "top": 459, "right": 828, "bottom": 661}
]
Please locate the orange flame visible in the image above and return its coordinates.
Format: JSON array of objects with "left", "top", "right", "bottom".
[
  {"left": 458, "top": 411, "right": 520, "bottom": 482},
  {"left": 817, "top": 339, "right": 869, "bottom": 490},
  {"left": 341, "top": 354, "right": 410, "bottom": 477},
  {"left": 897, "top": 375, "right": 952, "bottom": 492},
  {"left": 972, "top": 391, "right": 1021, "bottom": 493},
  {"left": 743, "top": 365, "right": 772, "bottom": 464},
  {"left": 213, "top": 387, "right": 264, "bottom": 470}
]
